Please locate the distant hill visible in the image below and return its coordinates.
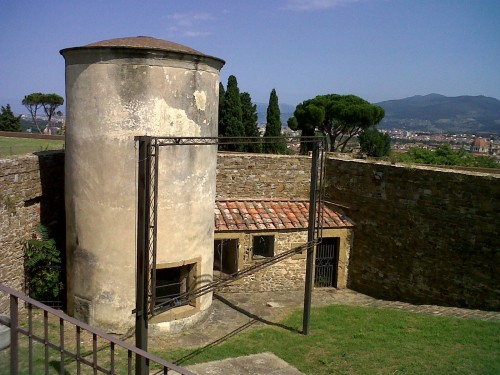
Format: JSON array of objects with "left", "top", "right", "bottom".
[{"left": 376, "top": 94, "right": 500, "bottom": 134}]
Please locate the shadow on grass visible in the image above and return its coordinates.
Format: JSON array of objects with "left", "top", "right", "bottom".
[
  {"left": 174, "top": 294, "right": 300, "bottom": 366},
  {"left": 49, "top": 360, "right": 71, "bottom": 375}
]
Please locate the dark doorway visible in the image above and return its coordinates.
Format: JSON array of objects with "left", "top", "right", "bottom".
[
  {"left": 314, "top": 237, "right": 340, "bottom": 288},
  {"left": 214, "top": 239, "right": 239, "bottom": 277}
]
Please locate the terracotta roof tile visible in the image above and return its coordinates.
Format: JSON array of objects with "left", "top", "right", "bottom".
[{"left": 214, "top": 200, "right": 355, "bottom": 232}]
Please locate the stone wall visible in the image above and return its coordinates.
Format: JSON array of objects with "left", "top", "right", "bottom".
[
  {"left": 325, "top": 157, "right": 500, "bottom": 310},
  {"left": 2, "top": 150, "right": 498, "bottom": 312},
  {"left": 216, "top": 227, "right": 353, "bottom": 293},
  {"left": 216, "top": 231, "right": 309, "bottom": 292},
  {"left": 0, "top": 151, "right": 65, "bottom": 314},
  {"left": 216, "top": 152, "right": 312, "bottom": 200}
]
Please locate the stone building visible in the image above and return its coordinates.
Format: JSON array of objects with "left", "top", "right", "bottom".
[
  {"left": 213, "top": 200, "right": 355, "bottom": 292},
  {"left": 470, "top": 137, "right": 489, "bottom": 154}
]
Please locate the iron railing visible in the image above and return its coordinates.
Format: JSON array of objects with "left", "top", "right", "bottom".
[{"left": 0, "top": 283, "right": 193, "bottom": 375}]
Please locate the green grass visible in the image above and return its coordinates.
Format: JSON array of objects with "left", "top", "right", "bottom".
[
  {"left": 0, "top": 136, "right": 65, "bottom": 157},
  {"left": 161, "top": 305, "right": 500, "bottom": 375},
  {"left": 2, "top": 305, "right": 498, "bottom": 374}
]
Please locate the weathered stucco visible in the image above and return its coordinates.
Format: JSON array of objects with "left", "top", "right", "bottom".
[{"left": 61, "top": 41, "right": 223, "bottom": 332}]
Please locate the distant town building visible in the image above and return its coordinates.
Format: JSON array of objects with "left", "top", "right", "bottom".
[{"left": 470, "top": 137, "right": 489, "bottom": 154}]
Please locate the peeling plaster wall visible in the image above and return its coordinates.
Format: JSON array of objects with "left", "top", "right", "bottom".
[{"left": 62, "top": 49, "right": 222, "bottom": 332}]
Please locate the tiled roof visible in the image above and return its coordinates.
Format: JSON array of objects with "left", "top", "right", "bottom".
[
  {"left": 215, "top": 200, "right": 354, "bottom": 232},
  {"left": 471, "top": 137, "right": 488, "bottom": 148}
]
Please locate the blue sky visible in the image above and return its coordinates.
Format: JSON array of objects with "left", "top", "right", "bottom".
[{"left": 1, "top": 0, "right": 499, "bottom": 114}]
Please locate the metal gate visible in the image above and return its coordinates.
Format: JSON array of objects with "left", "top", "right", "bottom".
[{"left": 314, "top": 237, "right": 340, "bottom": 288}]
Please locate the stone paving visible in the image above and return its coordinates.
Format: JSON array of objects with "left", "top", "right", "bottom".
[{"left": 182, "top": 352, "right": 305, "bottom": 375}]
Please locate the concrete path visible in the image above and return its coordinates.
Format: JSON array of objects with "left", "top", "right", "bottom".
[
  {"left": 182, "top": 352, "right": 304, "bottom": 375},
  {"left": 153, "top": 288, "right": 500, "bottom": 375}
]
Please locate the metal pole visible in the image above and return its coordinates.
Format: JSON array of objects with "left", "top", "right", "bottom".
[
  {"left": 136, "top": 136, "right": 151, "bottom": 374},
  {"left": 10, "top": 294, "right": 18, "bottom": 375},
  {"left": 303, "top": 142, "right": 320, "bottom": 335}
]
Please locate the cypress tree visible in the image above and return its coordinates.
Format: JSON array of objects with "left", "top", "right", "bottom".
[
  {"left": 240, "top": 92, "right": 262, "bottom": 153},
  {"left": 218, "top": 75, "right": 244, "bottom": 151},
  {"left": 218, "top": 81, "right": 225, "bottom": 131},
  {"left": 263, "top": 89, "right": 286, "bottom": 154}
]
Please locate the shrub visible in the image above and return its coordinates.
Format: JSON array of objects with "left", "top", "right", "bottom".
[
  {"left": 358, "top": 128, "right": 391, "bottom": 157},
  {"left": 24, "top": 225, "right": 64, "bottom": 302}
]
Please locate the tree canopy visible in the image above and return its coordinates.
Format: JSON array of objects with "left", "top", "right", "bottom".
[
  {"left": 0, "top": 104, "right": 22, "bottom": 132},
  {"left": 218, "top": 75, "right": 244, "bottom": 151},
  {"left": 240, "top": 92, "right": 262, "bottom": 153},
  {"left": 22, "top": 93, "right": 44, "bottom": 133},
  {"left": 358, "top": 128, "right": 391, "bottom": 157},
  {"left": 41, "top": 94, "right": 64, "bottom": 123},
  {"left": 22, "top": 93, "right": 64, "bottom": 134},
  {"left": 395, "top": 144, "right": 499, "bottom": 169},
  {"left": 218, "top": 82, "right": 225, "bottom": 125},
  {"left": 263, "top": 89, "right": 287, "bottom": 154},
  {"left": 289, "top": 94, "right": 385, "bottom": 153}
]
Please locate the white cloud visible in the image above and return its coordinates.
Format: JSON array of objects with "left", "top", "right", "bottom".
[
  {"left": 286, "top": 0, "right": 361, "bottom": 11},
  {"left": 166, "top": 12, "right": 213, "bottom": 37},
  {"left": 183, "top": 31, "right": 211, "bottom": 37}
]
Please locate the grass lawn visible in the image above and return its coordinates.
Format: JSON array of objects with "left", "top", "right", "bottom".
[
  {"left": 161, "top": 305, "right": 500, "bottom": 375},
  {"left": 0, "top": 136, "right": 65, "bottom": 157},
  {"left": 1, "top": 305, "right": 498, "bottom": 374}
]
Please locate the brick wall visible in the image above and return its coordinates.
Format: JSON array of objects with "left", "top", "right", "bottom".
[
  {"left": 0, "top": 151, "right": 64, "bottom": 314},
  {"left": 325, "top": 157, "right": 500, "bottom": 310}
]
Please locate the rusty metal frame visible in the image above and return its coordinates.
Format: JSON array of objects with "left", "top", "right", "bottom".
[{"left": 135, "top": 135, "right": 327, "bottom": 358}]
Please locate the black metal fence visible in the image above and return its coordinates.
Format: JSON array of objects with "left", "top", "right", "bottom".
[{"left": 0, "top": 283, "right": 193, "bottom": 375}]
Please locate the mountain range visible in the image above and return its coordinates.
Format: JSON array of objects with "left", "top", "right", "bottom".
[
  {"left": 376, "top": 94, "right": 500, "bottom": 134},
  {"left": 4, "top": 94, "right": 499, "bottom": 135},
  {"left": 256, "top": 94, "right": 500, "bottom": 134}
]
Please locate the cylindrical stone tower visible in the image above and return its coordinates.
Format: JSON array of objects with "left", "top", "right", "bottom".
[{"left": 60, "top": 36, "right": 224, "bottom": 333}]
